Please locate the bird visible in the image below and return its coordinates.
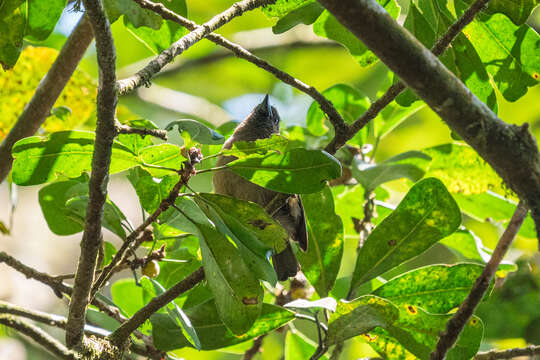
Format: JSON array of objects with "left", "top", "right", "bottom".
[{"left": 213, "top": 95, "right": 308, "bottom": 281}]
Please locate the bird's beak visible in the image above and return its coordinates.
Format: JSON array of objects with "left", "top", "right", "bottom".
[{"left": 261, "top": 94, "right": 273, "bottom": 118}]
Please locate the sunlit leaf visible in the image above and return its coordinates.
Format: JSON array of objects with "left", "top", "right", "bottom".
[
  {"left": 326, "top": 296, "right": 399, "bottom": 345},
  {"left": 12, "top": 131, "right": 139, "bottom": 185},
  {"left": 373, "top": 263, "right": 485, "bottom": 313},
  {"left": 350, "top": 178, "right": 461, "bottom": 293},
  {"left": 0, "top": 47, "right": 96, "bottom": 137},
  {"left": 227, "top": 148, "right": 341, "bottom": 194},
  {"left": 312, "top": 1, "right": 400, "bottom": 66},
  {"left": 297, "top": 186, "right": 343, "bottom": 297},
  {"left": 369, "top": 305, "right": 483, "bottom": 360}
]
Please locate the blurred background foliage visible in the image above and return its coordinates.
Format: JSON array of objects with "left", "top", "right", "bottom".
[{"left": 1, "top": 0, "right": 540, "bottom": 358}]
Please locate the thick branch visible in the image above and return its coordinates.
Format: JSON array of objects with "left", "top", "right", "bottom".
[
  {"left": 66, "top": 0, "right": 118, "bottom": 348},
  {"left": 129, "top": 0, "right": 347, "bottom": 137},
  {"left": 117, "top": 0, "right": 276, "bottom": 95},
  {"left": 328, "top": 0, "right": 490, "bottom": 153},
  {"left": 431, "top": 202, "right": 528, "bottom": 359},
  {"left": 108, "top": 266, "right": 205, "bottom": 345},
  {"left": 0, "top": 315, "right": 78, "bottom": 360},
  {"left": 0, "top": 15, "right": 93, "bottom": 183},
  {"left": 474, "top": 345, "right": 540, "bottom": 359},
  {"left": 316, "top": 0, "right": 540, "bottom": 245}
]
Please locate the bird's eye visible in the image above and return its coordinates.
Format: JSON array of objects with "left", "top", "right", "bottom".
[{"left": 274, "top": 116, "right": 279, "bottom": 125}]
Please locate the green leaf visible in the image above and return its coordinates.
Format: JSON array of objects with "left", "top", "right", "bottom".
[
  {"left": 312, "top": 1, "right": 400, "bottom": 66},
  {"left": 297, "top": 186, "right": 343, "bottom": 297},
  {"left": 25, "top": 0, "right": 65, "bottom": 41},
  {"left": 369, "top": 306, "right": 483, "bottom": 360},
  {"left": 116, "top": 119, "right": 158, "bottom": 154},
  {"left": 38, "top": 177, "right": 128, "bottom": 239},
  {"left": 285, "top": 331, "right": 329, "bottom": 360},
  {"left": 128, "top": 167, "right": 180, "bottom": 214},
  {"left": 194, "top": 193, "right": 282, "bottom": 284},
  {"left": 151, "top": 300, "right": 294, "bottom": 350},
  {"left": 457, "top": 0, "right": 540, "bottom": 26},
  {"left": 352, "top": 151, "right": 431, "bottom": 192},
  {"left": 373, "top": 263, "right": 485, "bottom": 314},
  {"left": 227, "top": 148, "right": 341, "bottom": 194},
  {"left": 197, "top": 193, "right": 288, "bottom": 253},
  {"left": 124, "top": 0, "right": 188, "bottom": 54},
  {"left": 65, "top": 195, "right": 128, "bottom": 240},
  {"left": 350, "top": 178, "right": 461, "bottom": 293},
  {"left": 453, "top": 191, "right": 536, "bottom": 238},
  {"left": 419, "top": 143, "right": 505, "bottom": 195},
  {"left": 111, "top": 278, "right": 144, "bottom": 317},
  {"left": 166, "top": 119, "right": 225, "bottom": 145},
  {"left": 198, "top": 224, "right": 263, "bottom": 334},
  {"left": 38, "top": 179, "right": 86, "bottom": 235},
  {"left": 374, "top": 101, "right": 425, "bottom": 139},
  {"left": 104, "top": 0, "right": 162, "bottom": 27},
  {"left": 439, "top": 230, "right": 518, "bottom": 276},
  {"left": 306, "top": 84, "right": 370, "bottom": 145},
  {"left": 0, "top": 0, "right": 25, "bottom": 69},
  {"left": 272, "top": 2, "right": 324, "bottom": 34},
  {"left": 168, "top": 301, "right": 202, "bottom": 350},
  {"left": 462, "top": 12, "right": 540, "bottom": 101},
  {"left": 12, "top": 131, "right": 140, "bottom": 186},
  {"left": 111, "top": 278, "right": 152, "bottom": 335},
  {"left": 139, "top": 143, "right": 186, "bottom": 177},
  {"left": 326, "top": 296, "right": 400, "bottom": 345},
  {"left": 101, "top": 241, "right": 117, "bottom": 268},
  {"left": 155, "top": 247, "right": 201, "bottom": 290},
  {"left": 261, "top": 0, "right": 315, "bottom": 18},
  {"left": 398, "top": 2, "right": 497, "bottom": 111},
  {"left": 222, "top": 134, "right": 289, "bottom": 158}
]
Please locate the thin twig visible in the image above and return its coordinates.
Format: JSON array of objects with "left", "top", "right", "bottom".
[
  {"left": 325, "top": 0, "right": 491, "bottom": 154},
  {"left": 0, "top": 315, "right": 78, "bottom": 360},
  {"left": 108, "top": 266, "right": 205, "bottom": 345},
  {"left": 90, "top": 177, "right": 185, "bottom": 296},
  {"left": 430, "top": 202, "right": 528, "bottom": 360},
  {"left": 130, "top": 0, "right": 347, "bottom": 138},
  {"left": 474, "top": 345, "right": 540, "bottom": 359},
  {"left": 0, "top": 301, "right": 110, "bottom": 338},
  {"left": 117, "top": 0, "right": 276, "bottom": 95},
  {"left": 116, "top": 121, "right": 168, "bottom": 141},
  {"left": 66, "top": 0, "right": 118, "bottom": 348},
  {"left": 243, "top": 335, "right": 267, "bottom": 360},
  {"left": 0, "top": 15, "right": 94, "bottom": 183}
]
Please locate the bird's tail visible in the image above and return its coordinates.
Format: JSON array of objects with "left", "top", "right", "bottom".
[{"left": 272, "top": 242, "right": 299, "bottom": 281}]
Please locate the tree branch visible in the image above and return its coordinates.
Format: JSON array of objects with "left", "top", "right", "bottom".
[
  {"left": 0, "top": 301, "right": 110, "bottom": 338},
  {"left": 327, "top": 0, "right": 490, "bottom": 153},
  {"left": 474, "top": 345, "right": 540, "bottom": 359},
  {"left": 115, "top": 120, "right": 168, "bottom": 141},
  {"left": 117, "top": 0, "right": 276, "bottom": 95},
  {"left": 316, "top": 0, "right": 540, "bottom": 246},
  {"left": 0, "top": 251, "right": 129, "bottom": 333},
  {"left": 91, "top": 177, "right": 185, "bottom": 296},
  {"left": 0, "top": 315, "right": 78, "bottom": 360},
  {"left": 431, "top": 202, "right": 528, "bottom": 359},
  {"left": 108, "top": 266, "right": 205, "bottom": 345},
  {"left": 243, "top": 335, "right": 266, "bottom": 360},
  {"left": 0, "top": 15, "right": 93, "bottom": 183},
  {"left": 66, "top": 0, "right": 118, "bottom": 348},
  {"left": 129, "top": 0, "right": 347, "bottom": 139}
]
